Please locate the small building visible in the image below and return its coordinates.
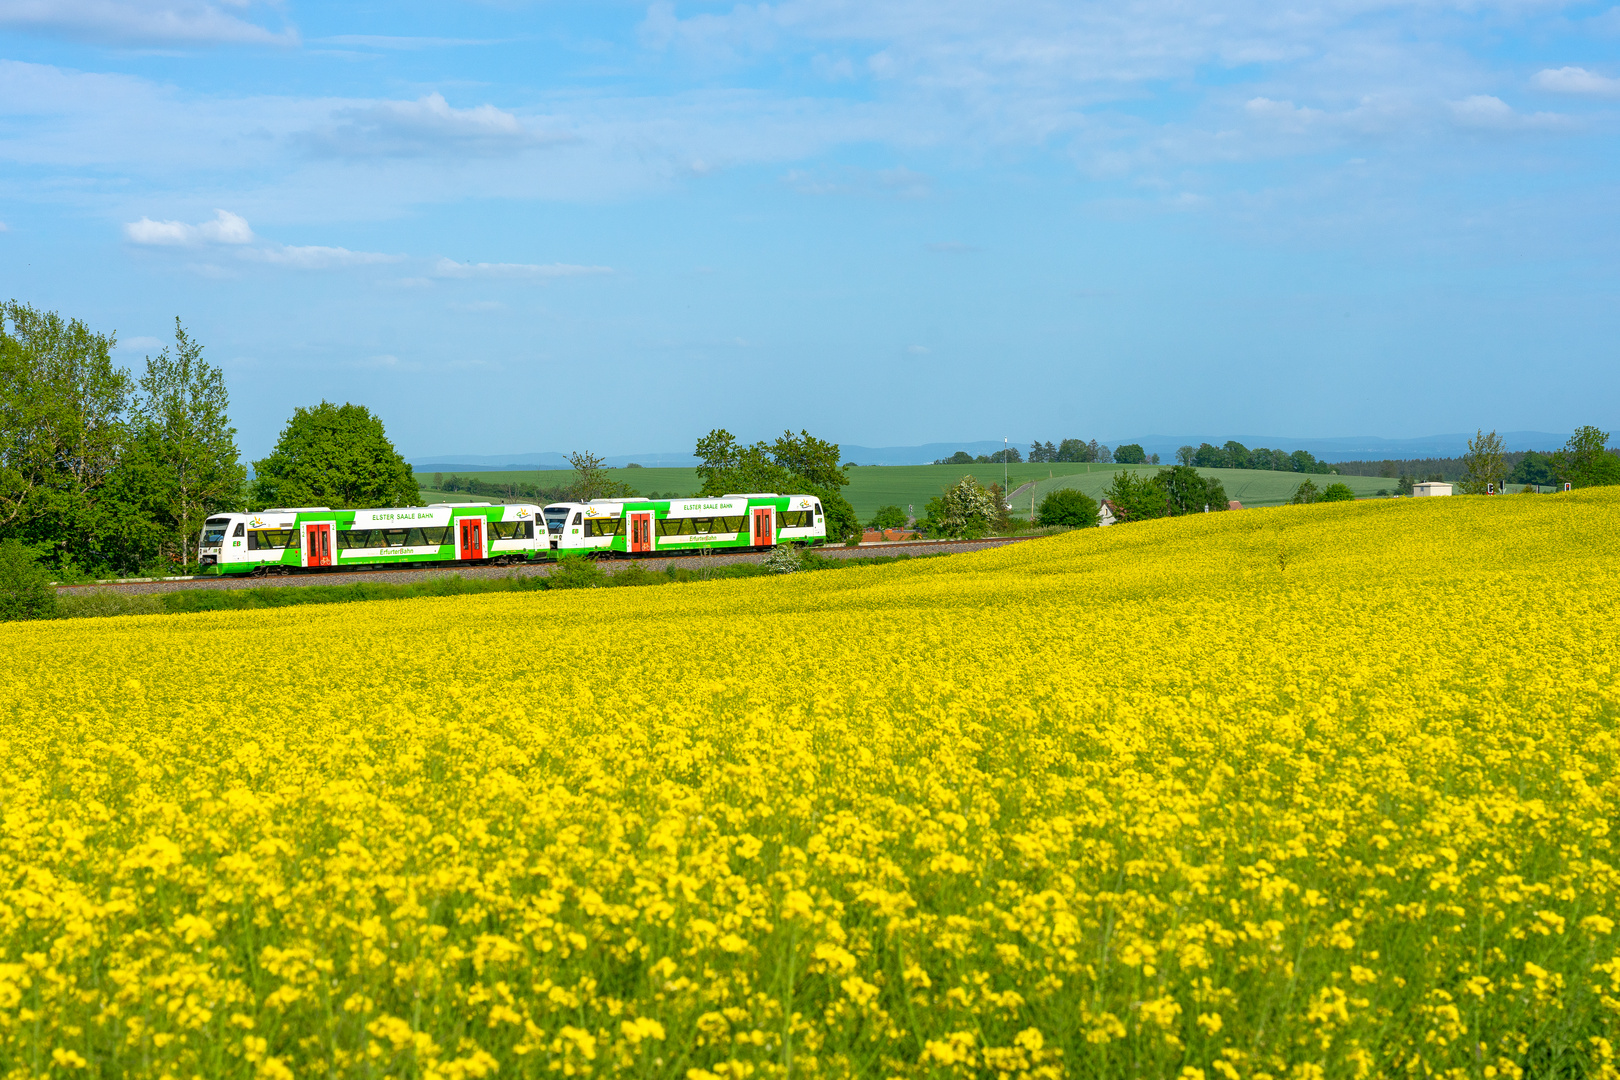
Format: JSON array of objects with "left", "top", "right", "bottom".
[
  {"left": 1098, "top": 500, "right": 1119, "bottom": 527},
  {"left": 1412, "top": 482, "right": 1453, "bottom": 497},
  {"left": 1228, "top": 500, "right": 1243, "bottom": 511}
]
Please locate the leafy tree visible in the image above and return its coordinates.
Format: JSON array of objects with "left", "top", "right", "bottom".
[
  {"left": 1552, "top": 426, "right": 1620, "bottom": 488},
  {"left": 568, "top": 450, "right": 631, "bottom": 502},
  {"left": 1056, "top": 438, "right": 1087, "bottom": 463},
  {"left": 1158, "top": 465, "right": 1227, "bottom": 515},
  {"left": 128, "top": 319, "right": 246, "bottom": 567},
  {"left": 987, "top": 482, "right": 1012, "bottom": 534},
  {"left": 1223, "top": 441, "right": 1251, "bottom": 470},
  {"left": 1089, "top": 440, "right": 1112, "bottom": 463},
  {"left": 987, "top": 447, "right": 1022, "bottom": 464},
  {"left": 1103, "top": 470, "right": 1168, "bottom": 522},
  {"left": 433, "top": 472, "right": 444, "bottom": 489},
  {"left": 930, "top": 475, "right": 997, "bottom": 537},
  {"left": 1460, "top": 429, "right": 1508, "bottom": 495},
  {"left": 0, "top": 301, "right": 136, "bottom": 572},
  {"left": 1113, "top": 443, "right": 1146, "bottom": 465},
  {"left": 1037, "top": 488, "right": 1099, "bottom": 527},
  {"left": 0, "top": 539, "right": 56, "bottom": 620},
  {"left": 1289, "top": 450, "right": 1318, "bottom": 474},
  {"left": 1510, "top": 451, "right": 1553, "bottom": 488},
  {"left": 770, "top": 430, "right": 848, "bottom": 491},
  {"left": 1319, "top": 482, "right": 1356, "bottom": 502},
  {"left": 1192, "top": 442, "right": 1225, "bottom": 468},
  {"left": 1290, "top": 478, "right": 1320, "bottom": 504},
  {"left": 941, "top": 451, "right": 975, "bottom": 465},
  {"left": 1176, "top": 445, "right": 1196, "bottom": 466},
  {"left": 868, "top": 505, "right": 908, "bottom": 531},
  {"left": 694, "top": 427, "right": 856, "bottom": 541},
  {"left": 250, "top": 402, "right": 419, "bottom": 510}
]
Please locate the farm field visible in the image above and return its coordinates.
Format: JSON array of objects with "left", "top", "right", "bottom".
[
  {"left": 3, "top": 491, "right": 1618, "bottom": 1077},
  {"left": 1011, "top": 465, "right": 1391, "bottom": 513},
  {"left": 416, "top": 463, "right": 1147, "bottom": 518}
]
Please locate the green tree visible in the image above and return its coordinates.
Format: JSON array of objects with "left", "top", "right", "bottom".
[
  {"left": 771, "top": 430, "right": 848, "bottom": 491},
  {"left": 1157, "top": 465, "right": 1228, "bottom": 515},
  {"left": 1510, "top": 451, "right": 1553, "bottom": 488},
  {"left": 0, "top": 301, "right": 138, "bottom": 573},
  {"left": 0, "top": 539, "right": 56, "bottom": 620},
  {"left": 1552, "top": 426, "right": 1620, "bottom": 488},
  {"left": 1460, "top": 429, "right": 1508, "bottom": 495},
  {"left": 1223, "top": 440, "right": 1251, "bottom": 469},
  {"left": 1319, "top": 482, "right": 1356, "bottom": 502},
  {"left": 251, "top": 402, "right": 418, "bottom": 510},
  {"left": 568, "top": 450, "right": 630, "bottom": 502},
  {"left": 1037, "top": 488, "right": 1099, "bottom": 527},
  {"left": 1176, "top": 445, "right": 1196, "bottom": 466},
  {"left": 130, "top": 319, "right": 245, "bottom": 568},
  {"left": 1113, "top": 443, "right": 1147, "bottom": 465},
  {"left": 1103, "top": 470, "right": 1168, "bottom": 522},
  {"left": 987, "top": 482, "right": 1012, "bottom": 533},
  {"left": 868, "top": 505, "right": 908, "bottom": 531},
  {"left": 694, "top": 428, "right": 856, "bottom": 541},
  {"left": 1291, "top": 478, "right": 1320, "bottom": 504},
  {"left": 934, "top": 475, "right": 997, "bottom": 537}
]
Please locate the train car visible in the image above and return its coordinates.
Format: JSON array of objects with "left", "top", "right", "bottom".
[
  {"left": 196, "top": 502, "right": 544, "bottom": 575},
  {"left": 544, "top": 493, "right": 826, "bottom": 557}
]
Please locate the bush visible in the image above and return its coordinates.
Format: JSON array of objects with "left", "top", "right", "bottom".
[
  {"left": 609, "top": 563, "right": 660, "bottom": 587},
  {"left": 547, "top": 557, "right": 609, "bottom": 589},
  {"left": 763, "top": 545, "right": 803, "bottom": 574},
  {"left": 0, "top": 540, "right": 57, "bottom": 621},
  {"left": 1291, "top": 479, "right": 1321, "bottom": 505},
  {"left": 1319, "top": 483, "right": 1356, "bottom": 503},
  {"left": 56, "top": 590, "right": 164, "bottom": 619},
  {"left": 1037, "top": 488, "right": 1100, "bottom": 528},
  {"left": 868, "top": 505, "right": 908, "bottom": 531}
]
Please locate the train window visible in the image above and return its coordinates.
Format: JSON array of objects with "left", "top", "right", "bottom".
[
  {"left": 780, "top": 511, "right": 814, "bottom": 528},
  {"left": 572, "top": 513, "right": 583, "bottom": 526},
  {"left": 720, "top": 516, "right": 744, "bottom": 531},
  {"left": 658, "top": 518, "right": 694, "bottom": 537},
  {"left": 233, "top": 524, "right": 245, "bottom": 537},
  {"left": 814, "top": 502, "right": 823, "bottom": 516},
  {"left": 489, "top": 521, "right": 536, "bottom": 541},
  {"left": 418, "top": 527, "right": 449, "bottom": 546},
  {"left": 202, "top": 522, "right": 230, "bottom": 545},
  {"left": 544, "top": 508, "right": 569, "bottom": 534},
  {"left": 248, "top": 529, "right": 298, "bottom": 550},
  {"left": 583, "top": 518, "right": 622, "bottom": 538}
]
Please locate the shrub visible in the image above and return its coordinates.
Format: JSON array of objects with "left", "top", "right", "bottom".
[
  {"left": 0, "top": 540, "right": 57, "bottom": 621},
  {"left": 1037, "top": 489, "right": 1100, "bottom": 528},
  {"left": 1319, "top": 483, "right": 1356, "bottom": 503},
  {"left": 609, "top": 563, "right": 660, "bottom": 588},
  {"left": 867, "top": 505, "right": 908, "bottom": 532},
  {"left": 940, "top": 476, "right": 997, "bottom": 538},
  {"left": 547, "top": 557, "right": 609, "bottom": 589},
  {"left": 1291, "top": 479, "right": 1321, "bottom": 505},
  {"left": 763, "top": 545, "right": 803, "bottom": 574}
]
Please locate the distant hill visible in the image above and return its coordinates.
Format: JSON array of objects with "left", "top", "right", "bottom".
[{"left": 414, "top": 432, "right": 1580, "bottom": 472}]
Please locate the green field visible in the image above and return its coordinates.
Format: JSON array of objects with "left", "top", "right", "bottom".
[{"left": 414, "top": 463, "right": 1392, "bottom": 520}]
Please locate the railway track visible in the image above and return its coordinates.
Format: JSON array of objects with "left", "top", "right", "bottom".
[{"left": 55, "top": 536, "right": 1033, "bottom": 596}]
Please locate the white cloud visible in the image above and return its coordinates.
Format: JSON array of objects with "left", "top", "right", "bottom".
[
  {"left": 1533, "top": 67, "right": 1620, "bottom": 97},
  {"left": 300, "top": 93, "right": 565, "bottom": 159},
  {"left": 432, "top": 258, "right": 612, "bottom": 279},
  {"left": 244, "top": 245, "right": 406, "bottom": 269},
  {"left": 0, "top": 0, "right": 296, "bottom": 47},
  {"left": 1449, "top": 95, "right": 1570, "bottom": 131},
  {"left": 117, "top": 335, "right": 164, "bottom": 350},
  {"left": 124, "top": 209, "right": 254, "bottom": 246}
]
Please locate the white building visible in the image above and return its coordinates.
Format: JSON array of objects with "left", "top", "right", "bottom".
[{"left": 1412, "top": 481, "right": 1453, "bottom": 497}]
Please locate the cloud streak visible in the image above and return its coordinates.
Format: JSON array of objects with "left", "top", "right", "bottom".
[
  {"left": 0, "top": 0, "right": 296, "bottom": 47},
  {"left": 299, "top": 93, "right": 568, "bottom": 159},
  {"left": 432, "top": 258, "right": 612, "bottom": 279},
  {"left": 1534, "top": 67, "right": 1620, "bottom": 97},
  {"left": 124, "top": 209, "right": 254, "bottom": 246}
]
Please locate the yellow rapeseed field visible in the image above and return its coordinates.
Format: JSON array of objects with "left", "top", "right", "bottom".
[{"left": 2, "top": 491, "right": 1619, "bottom": 1080}]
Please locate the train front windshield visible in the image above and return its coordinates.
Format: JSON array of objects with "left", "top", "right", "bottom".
[
  {"left": 201, "top": 519, "right": 230, "bottom": 546},
  {"left": 543, "top": 507, "right": 570, "bottom": 535}
]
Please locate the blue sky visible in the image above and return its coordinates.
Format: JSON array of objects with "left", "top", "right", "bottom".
[{"left": 1, "top": 0, "right": 1617, "bottom": 460}]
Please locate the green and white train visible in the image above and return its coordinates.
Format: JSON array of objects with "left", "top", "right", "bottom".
[{"left": 196, "top": 493, "right": 826, "bottom": 575}]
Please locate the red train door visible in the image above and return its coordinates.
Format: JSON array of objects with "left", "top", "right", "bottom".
[
  {"left": 306, "top": 524, "right": 332, "bottom": 567},
  {"left": 752, "top": 507, "right": 774, "bottom": 547},
  {"left": 458, "top": 518, "right": 484, "bottom": 560},
  {"left": 629, "top": 513, "right": 652, "bottom": 553}
]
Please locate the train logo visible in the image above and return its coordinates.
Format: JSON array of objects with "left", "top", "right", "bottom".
[
  {"left": 249, "top": 516, "right": 265, "bottom": 528},
  {"left": 584, "top": 507, "right": 601, "bottom": 517},
  {"left": 515, "top": 508, "right": 530, "bottom": 518}
]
